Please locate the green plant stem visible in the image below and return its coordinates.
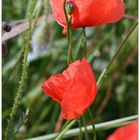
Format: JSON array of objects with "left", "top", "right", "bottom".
[
  {"left": 55, "top": 120, "right": 76, "bottom": 140},
  {"left": 26, "top": 115, "right": 137, "bottom": 140},
  {"left": 55, "top": 119, "right": 77, "bottom": 140},
  {"left": 3, "top": 0, "right": 45, "bottom": 86},
  {"left": 63, "top": 0, "right": 73, "bottom": 65},
  {"left": 4, "top": 0, "right": 36, "bottom": 139},
  {"left": 82, "top": 116, "right": 89, "bottom": 140},
  {"left": 78, "top": 118, "right": 83, "bottom": 140},
  {"left": 44, "top": 0, "right": 50, "bottom": 24},
  {"left": 97, "top": 22, "right": 138, "bottom": 86},
  {"left": 82, "top": 27, "right": 87, "bottom": 57},
  {"left": 62, "top": 120, "right": 71, "bottom": 130},
  {"left": 88, "top": 109, "right": 96, "bottom": 140},
  {"left": 32, "top": 0, "right": 44, "bottom": 30},
  {"left": 67, "top": 16, "right": 73, "bottom": 64}
]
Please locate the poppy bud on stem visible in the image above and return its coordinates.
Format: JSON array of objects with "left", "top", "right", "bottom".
[
  {"left": 65, "top": 1, "right": 75, "bottom": 15},
  {"left": 64, "top": 0, "right": 75, "bottom": 65}
]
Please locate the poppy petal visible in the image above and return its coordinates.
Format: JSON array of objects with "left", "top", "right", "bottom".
[
  {"left": 41, "top": 59, "right": 83, "bottom": 103},
  {"left": 42, "top": 74, "right": 68, "bottom": 103},
  {"left": 62, "top": 59, "right": 81, "bottom": 80},
  {"left": 50, "top": 0, "right": 125, "bottom": 28},
  {"left": 61, "top": 59, "right": 97, "bottom": 120},
  {"left": 99, "top": 0, "right": 125, "bottom": 25},
  {"left": 107, "top": 120, "right": 138, "bottom": 140},
  {"left": 42, "top": 58, "right": 98, "bottom": 120},
  {"left": 42, "top": 60, "right": 80, "bottom": 103}
]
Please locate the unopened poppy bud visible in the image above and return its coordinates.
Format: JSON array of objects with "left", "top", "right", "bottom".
[
  {"left": 65, "top": 1, "right": 75, "bottom": 15},
  {"left": 2, "top": 22, "right": 12, "bottom": 32}
]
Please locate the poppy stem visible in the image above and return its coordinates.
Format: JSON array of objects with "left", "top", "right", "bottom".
[
  {"left": 82, "top": 27, "right": 87, "bottom": 57},
  {"left": 67, "top": 16, "right": 73, "bottom": 64},
  {"left": 55, "top": 119, "right": 76, "bottom": 140},
  {"left": 62, "top": 120, "right": 71, "bottom": 130},
  {"left": 97, "top": 22, "right": 138, "bottom": 86},
  {"left": 78, "top": 118, "right": 83, "bottom": 140},
  {"left": 81, "top": 116, "right": 90, "bottom": 140},
  {"left": 88, "top": 109, "right": 96, "bottom": 140},
  {"left": 64, "top": 0, "right": 73, "bottom": 65}
]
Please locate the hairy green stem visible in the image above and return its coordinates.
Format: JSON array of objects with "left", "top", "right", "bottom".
[
  {"left": 4, "top": 0, "right": 36, "bottom": 139},
  {"left": 64, "top": 0, "right": 73, "bottom": 65},
  {"left": 67, "top": 16, "right": 73, "bottom": 64},
  {"left": 3, "top": 0, "right": 42, "bottom": 86}
]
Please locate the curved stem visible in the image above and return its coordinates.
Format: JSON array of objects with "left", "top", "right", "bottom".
[
  {"left": 62, "top": 120, "right": 71, "bottom": 130},
  {"left": 88, "top": 109, "right": 96, "bottom": 140},
  {"left": 82, "top": 116, "right": 89, "bottom": 140},
  {"left": 63, "top": 0, "right": 69, "bottom": 28},
  {"left": 97, "top": 22, "right": 138, "bottom": 86},
  {"left": 55, "top": 120, "right": 76, "bottom": 140},
  {"left": 78, "top": 118, "right": 83, "bottom": 140}
]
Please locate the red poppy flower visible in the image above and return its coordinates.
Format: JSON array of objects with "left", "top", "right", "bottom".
[
  {"left": 42, "top": 58, "right": 98, "bottom": 120},
  {"left": 106, "top": 120, "right": 138, "bottom": 140},
  {"left": 50, "top": 0, "right": 125, "bottom": 30}
]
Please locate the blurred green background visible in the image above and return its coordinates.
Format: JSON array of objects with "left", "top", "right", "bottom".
[{"left": 2, "top": 0, "right": 138, "bottom": 139}]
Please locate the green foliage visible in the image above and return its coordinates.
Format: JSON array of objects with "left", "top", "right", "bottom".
[{"left": 2, "top": 0, "right": 138, "bottom": 139}]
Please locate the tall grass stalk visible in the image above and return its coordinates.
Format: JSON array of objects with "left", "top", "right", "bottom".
[{"left": 4, "top": 0, "right": 36, "bottom": 139}]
